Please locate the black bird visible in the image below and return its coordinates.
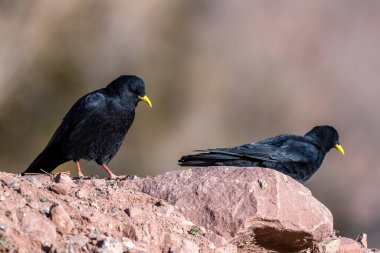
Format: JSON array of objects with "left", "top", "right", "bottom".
[
  {"left": 179, "top": 126, "right": 344, "bottom": 183},
  {"left": 23, "top": 75, "right": 152, "bottom": 178}
]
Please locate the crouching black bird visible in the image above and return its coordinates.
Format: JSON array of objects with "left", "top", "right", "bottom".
[
  {"left": 179, "top": 126, "right": 344, "bottom": 183},
  {"left": 23, "top": 75, "right": 152, "bottom": 178}
]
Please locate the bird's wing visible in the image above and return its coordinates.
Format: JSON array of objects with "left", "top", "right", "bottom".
[
  {"left": 45, "top": 91, "right": 106, "bottom": 147},
  {"left": 203, "top": 141, "right": 312, "bottom": 164}
]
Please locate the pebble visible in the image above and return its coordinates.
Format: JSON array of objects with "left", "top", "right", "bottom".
[
  {"left": 75, "top": 189, "right": 89, "bottom": 200},
  {"left": 40, "top": 206, "right": 50, "bottom": 216},
  {"left": 106, "top": 180, "right": 117, "bottom": 186},
  {"left": 51, "top": 183, "right": 71, "bottom": 195},
  {"left": 50, "top": 203, "right": 74, "bottom": 234},
  {"left": 55, "top": 173, "right": 75, "bottom": 186},
  {"left": 9, "top": 182, "right": 20, "bottom": 192},
  {"left": 122, "top": 237, "right": 135, "bottom": 250},
  {"left": 110, "top": 207, "right": 119, "bottom": 216},
  {"left": 25, "top": 177, "right": 43, "bottom": 188},
  {"left": 124, "top": 207, "right": 142, "bottom": 219},
  {"left": 98, "top": 236, "right": 123, "bottom": 253},
  {"left": 0, "top": 223, "right": 7, "bottom": 232},
  {"left": 71, "top": 234, "right": 90, "bottom": 247},
  {"left": 92, "top": 179, "right": 105, "bottom": 188}
]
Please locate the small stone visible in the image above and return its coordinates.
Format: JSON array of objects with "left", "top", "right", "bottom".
[
  {"left": 55, "top": 173, "right": 74, "bottom": 186},
  {"left": 50, "top": 203, "right": 74, "bottom": 234},
  {"left": 124, "top": 208, "right": 142, "bottom": 219},
  {"left": 169, "top": 236, "right": 200, "bottom": 253},
  {"left": 51, "top": 183, "right": 71, "bottom": 195},
  {"left": 32, "top": 174, "right": 52, "bottom": 186},
  {"left": 24, "top": 195, "right": 33, "bottom": 203},
  {"left": 21, "top": 211, "right": 57, "bottom": 244},
  {"left": 355, "top": 233, "right": 368, "bottom": 248},
  {"left": 9, "top": 182, "right": 20, "bottom": 192},
  {"left": 25, "top": 176, "right": 43, "bottom": 188},
  {"left": 0, "top": 224, "right": 7, "bottom": 232},
  {"left": 110, "top": 207, "right": 119, "bottom": 216},
  {"left": 71, "top": 234, "right": 90, "bottom": 247},
  {"left": 122, "top": 224, "right": 138, "bottom": 241},
  {"left": 92, "top": 179, "right": 105, "bottom": 188},
  {"left": 106, "top": 180, "right": 117, "bottom": 186},
  {"left": 122, "top": 237, "right": 135, "bottom": 250},
  {"left": 339, "top": 237, "right": 363, "bottom": 252},
  {"left": 162, "top": 205, "right": 175, "bottom": 217},
  {"left": 90, "top": 174, "right": 99, "bottom": 179},
  {"left": 75, "top": 189, "right": 89, "bottom": 200},
  {"left": 321, "top": 238, "right": 340, "bottom": 253},
  {"left": 258, "top": 179, "right": 267, "bottom": 189},
  {"left": 90, "top": 202, "right": 100, "bottom": 209},
  {"left": 98, "top": 236, "right": 123, "bottom": 253},
  {"left": 40, "top": 206, "right": 50, "bottom": 216}
]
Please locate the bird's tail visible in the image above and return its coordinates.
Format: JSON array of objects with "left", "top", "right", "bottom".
[
  {"left": 178, "top": 152, "right": 239, "bottom": 167},
  {"left": 22, "top": 147, "right": 68, "bottom": 175}
]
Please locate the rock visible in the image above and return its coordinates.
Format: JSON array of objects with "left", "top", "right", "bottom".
[
  {"left": 71, "top": 234, "right": 90, "bottom": 247},
  {"left": 168, "top": 235, "right": 200, "bottom": 253},
  {"left": 75, "top": 188, "right": 89, "bottom": 199},
  {"left": 0, "top": 171, "right": 377, "bottom": 253},
  {"left": 0, "top": 223, "right": 8, "bottom": 232},
  {"left": 55, "top": 173, "right": 75, "bottom": 186},
  {"left": 51, "top": 183, "right": 71, "bottom": 195},
  {"left": 317, "top": 237, "right": 340, "bottom": 253},
  {"left": 125, "top": 207, "right": 143, "bottom": 219},
  {"left": 339, "top": 237, "right": 364, "bottom": 253},
  {"left": 315, "top": 236, "right": 374, "bottom": 253},
  {"left": 122, "top": 224, "right": 139, "bottom": 241},
  {"left": 21, "top": 210, "right": 57, "bottom": 244},
  {"left": 26, "top": 174, "right": 52, "bottom": 186},
  {"left": 136, "top": 167, "right": 334, "bottom": 252},
  {"left": 98, "top": 236, "right": 123, "bottom": 253},
  {"left": 356, "top": 233, "right": 368, "bottom": 248},
  {"left": 50, "top": 203, "right": 74, "bottom": 234},
  {"left": 24, "top": 176, "right": 43, "bottom": 188},
  {"left": 93, "top": 179, "right": 106, "bottom": 188},
  {"left": 121, "top": 237, "right": 136, "bottom": 250}
]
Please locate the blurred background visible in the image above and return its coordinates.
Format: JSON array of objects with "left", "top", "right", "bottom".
[{"left": 0, "top": 0, "right": 379, "bottom": 246}]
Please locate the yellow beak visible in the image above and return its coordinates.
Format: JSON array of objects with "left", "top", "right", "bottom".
[
  {"left": 138, "top": 95, "right": 152, "bottom": 108},
  {"left": 335, "top": 144, "right": 345, "bottom": 155}
]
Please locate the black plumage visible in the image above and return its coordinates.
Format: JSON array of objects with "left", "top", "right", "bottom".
[
  {"left": 23, "top": 75, "right": 152, "bottom": 178},
  {"left": 179, "top": 126, "right": 344, "bottom": 183}
]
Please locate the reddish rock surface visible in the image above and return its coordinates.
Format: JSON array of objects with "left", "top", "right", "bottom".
[
  {"left": 316, "top": 235, "right": 379, "bottom": 253},
  {"left": 132, "top": 167, "right": 333, "bottom": 252},
  {"left": 0, "top": 172, "right": 235, "bottom": 252},
  {"left": 0, "top": 169, "right": 377, "bottom": 253}
]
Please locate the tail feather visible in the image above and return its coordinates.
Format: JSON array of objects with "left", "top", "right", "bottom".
[
  {"left": 22, "top": 148, "right": 68, "bottom": 175},
  {"left": 179, "top": 152, "right": 240, "bottom": 167}
]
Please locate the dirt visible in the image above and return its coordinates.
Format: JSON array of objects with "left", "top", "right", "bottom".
[{"left": 0, "top": 172, "right": 235, "bottom": 253}]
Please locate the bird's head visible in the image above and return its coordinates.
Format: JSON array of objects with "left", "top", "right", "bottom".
[
  {"left": 107, "top": 75, "right": 152, "bottom": 108},
  {"left": 304, "top": 125, "right": 344, "bottom": 155}
]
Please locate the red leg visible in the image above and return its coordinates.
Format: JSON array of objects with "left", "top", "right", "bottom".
[
  {"left": 101, "top": 164, "right": 117, "bottom": 179},
  {"left": 75, "top": 161, "right": 84, "bottom": 177}
]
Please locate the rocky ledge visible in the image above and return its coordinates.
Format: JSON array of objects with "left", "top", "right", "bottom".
[{"left": 0, "top": 167, "right": 377, "bottom": 252}]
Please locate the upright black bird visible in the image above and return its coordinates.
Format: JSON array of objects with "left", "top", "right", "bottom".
[
  {"left": 179, "top": 126, "right": 344, "bottom": 183},
  {"left": 23, "top": 75, "right": 152, "bottom": 178}
]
